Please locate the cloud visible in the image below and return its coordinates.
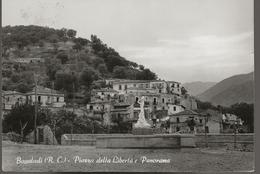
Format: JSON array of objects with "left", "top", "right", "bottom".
[{"left": 119, "top": 32, "right": 254, "bottom": 82}]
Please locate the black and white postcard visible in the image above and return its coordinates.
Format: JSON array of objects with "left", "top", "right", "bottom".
[{"left": 1, "top": 0, "right": 254, "bottom": 172}]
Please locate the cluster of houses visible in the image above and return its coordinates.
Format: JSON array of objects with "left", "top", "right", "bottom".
[
  {"left": 2, "top": 86, "right": 66, "bottom": 115},
  {"left": 2, "top": 79, "right": 243, "bottom": 134}
]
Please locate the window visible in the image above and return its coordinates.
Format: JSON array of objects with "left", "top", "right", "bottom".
[
  {"left": 173, "top": 106, "right": 176, "bottom": 111},
  {"left": 119, "top": 85, "right": 122, "bottom": 90},
  {"left": 159, "top": 89, "right": 162, "bottom": 93},
  {"left": 205, "top": 126, "right": 209, "bottom": 133},
  {"left": 199, "top": 119, "right": 202, "bottom": 124},
  {"left": 125, "top": 85, "right": 127, "bottom": 90},
  {"left": 162, "top": 98, "right": 165, "bottom": 103},
  {"left": 177, "top": 84, "right": 180, "bottom": 88},
  {"left": 57, "top": 97, "right": 59, "bottom": 102},
  {"left": 162, "top": 106, "right": 165, "bottom": 110},
  {"left": 90, "top": 105, "right": 93, "bottom": 110},
  {"left": 153, "top": 98, "right": 157, "bottom": 104},
  {"left": 136, "top": 97, "right": 139, "bottom": 103},
  {"left": 176, "top": 117, "right": 179, "bottom": 123},
  {"left": 38, "top": 96, "right": 41, "bottom": 102},
  {"left": 176, "top": 126, "right": 180, "bottom": 131}
]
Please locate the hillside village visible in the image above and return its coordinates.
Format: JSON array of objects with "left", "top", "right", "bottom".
[
  {"left": 2, "top": 77, "right": 243, "bottom": 135},
  {"left": 1, "top": 26, "right": 251, "bottom": 145}
]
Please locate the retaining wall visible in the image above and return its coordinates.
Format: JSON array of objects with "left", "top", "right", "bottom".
[
  {"left": 61, "top": 133, "right": 254, "bottom": 149},
  {"left": 61, "top": 134, "right": 129, "bottom": 145}
]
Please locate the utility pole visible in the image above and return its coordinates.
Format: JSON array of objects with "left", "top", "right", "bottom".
[
  {"left": 234, "top": 121, "right": 238, "bottom": 149},
  {"left": 71, "top": 82, "right": 75, "bottom": 145},
  {"left": 204, "top": 114, "right": 209, "bottom": 147},
  {"left": 34, "top": 74, "right": 38, "bottom": 144}
]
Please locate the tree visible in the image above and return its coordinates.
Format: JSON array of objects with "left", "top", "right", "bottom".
[
  {"left": 112, "top": 66, "right": 127, "bottom": 79},
  {"left": 97, "top": 64, "right": 108, "bottom": 76},
  {"left": 196, "top": 100, "right": 217, "bottom": 110},
  {"left": 181, "top": 87, "right": 188, "bottom": 95},
  {"left": 230, "top": 103, "right": 254, "bottom": 132},
  {"left": 3, "top": 104, "right": 46, "bottom": 142},
  {"left": 56, "top": 52, "right": 69, "bottom": 64},
  {"left": 67, "top": 29, "right": 77, "bottom": 39},
  {"left": 45, "top": 58, "right": 62, "bottom": 81},
  {"left": 136, "top": 68, "right": 157, "bottom": 80},
  {"left": 139, "top": 65, "right": 144, "bottom": 70},
  {"left": 79, "top": 67, "right": 99, "bottom": 89},
  {"left": 55, "top": 71, "right": 78, "bottom": 93}
]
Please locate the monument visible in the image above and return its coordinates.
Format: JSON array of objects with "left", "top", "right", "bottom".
[{"left": 132, "top": 96, "right": 153, "bottom": 135}]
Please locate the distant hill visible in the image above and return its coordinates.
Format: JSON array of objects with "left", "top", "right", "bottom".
[
  {"left": 197, "top": 72, "right": 254, "bottom": 106},
  {"left": 182, "top": 81, "right": 216, "bottom": 96}
]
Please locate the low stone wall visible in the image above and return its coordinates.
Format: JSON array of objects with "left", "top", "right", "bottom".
[
  {"left": 96, "top": 134, "right": 182, "bottom": 148},
  {"left": 61, "top": 133, "right": 254, "bottom": 150},
  {"left": 61, "top": 134, "right": 129, "bottom": 146},
  {"left": 194, "top": 133, "right": 254, "bottom": 150}
]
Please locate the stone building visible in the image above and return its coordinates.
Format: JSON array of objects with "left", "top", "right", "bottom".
[
  {"left": 169, "top": 110, "right": 206, "bottom": 133},
  {"left": 26, "top": 86, "right": 66, "bottom": 108},
  {"left": 91, "top": 88, "right": 119, "bottom": 102},
  {"left": 2, "top": 91, "right": 27, "bottom": 111},
  {"left": 112, "top": 79, "right": 181, "bottom": 95}
]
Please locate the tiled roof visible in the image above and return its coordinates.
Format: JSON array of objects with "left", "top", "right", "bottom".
[
  {"left": 170, "top": 109, "right": 199, "bottom": 116},
  {"left": 113, "top": 79, "right": 166, "bottom": 84},
  {"left": 2, "top": 91, "right": 24, "bottom": 96},
  {"left": 93, "top": 88, "right": 118, "bottom": 93},
  {"left": 26, "top": 86, "right": 64, "bottom": 95}
]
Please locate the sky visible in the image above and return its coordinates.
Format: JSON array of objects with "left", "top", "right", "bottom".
[{"left": 3, "top": 0, "right": 254, "bottom": 83}]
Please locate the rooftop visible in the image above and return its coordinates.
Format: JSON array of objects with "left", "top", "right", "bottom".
[
  {"left": 2, "top": 90, "right": 24, "bottom": 96},
  {"left": 113, "top": 79, "right": 166, "bottom": 84},
  {"left": 92, "top": 88, "right": 118, "bottom": 93},
  {"left": 170, "top": 109, "right": 200, "bottom": 116},
  {"left": 27, "top": 86, "right": 64, "bottom": 96}
]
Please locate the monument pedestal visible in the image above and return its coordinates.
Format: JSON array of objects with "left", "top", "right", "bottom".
[{"left": 132, "top": 128, "right": 153, "bottom": 135}]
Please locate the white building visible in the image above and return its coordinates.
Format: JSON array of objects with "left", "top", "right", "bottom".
[
  {"left": 2, "top": 91, "right": 27, "bottom": 111},
  {"left": 26, "top": 86, "right": 65, "bottom": 108},
  {"left": 112, "top": 79, "right": 181, "bottom": 95}
]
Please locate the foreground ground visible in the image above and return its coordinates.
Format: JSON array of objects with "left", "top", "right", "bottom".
[{"left": 2, "top": 141, "right": 254, "bottom": 172}]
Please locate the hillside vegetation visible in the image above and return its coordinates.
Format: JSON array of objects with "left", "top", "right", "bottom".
[{"left": 2, "top": 25, "right": 157, "bottom": 103}]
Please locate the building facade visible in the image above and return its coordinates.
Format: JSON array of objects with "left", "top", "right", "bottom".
[{"left": 26, "top": 86, "right": 66, "bottom": 108}]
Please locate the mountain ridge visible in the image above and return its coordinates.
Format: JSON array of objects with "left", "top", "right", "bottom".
[{"left": 197, "top": 72, "right": 254, "bottom": 106}]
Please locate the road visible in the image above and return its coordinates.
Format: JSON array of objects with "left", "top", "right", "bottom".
[{"left": 2, "top": 141, "right": 254, "bottom": 172}]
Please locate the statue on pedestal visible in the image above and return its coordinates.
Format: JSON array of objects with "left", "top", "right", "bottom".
[{"left": 134, "top": 96, "right": 151, "bottom": 128}]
